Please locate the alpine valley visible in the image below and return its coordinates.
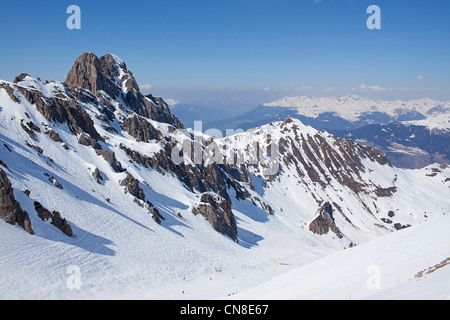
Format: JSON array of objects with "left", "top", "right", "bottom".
[{"left": 0, "top": 53, "right": 449, "bottom": 300}]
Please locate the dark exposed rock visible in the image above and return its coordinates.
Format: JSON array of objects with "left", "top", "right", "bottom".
[
  {"left": 271, "top": 119, "right": 395, "bottom": 202},
  {"left": 78, "top": 133, "right": 101, "bottom": 149},
  {"left": 51, "top": 211, "right": 73, "bottom": 237},
  {"left": 121, "top": 174, "right": 166, "bottom": 225},
  {"left": 148, "top": 206, "right": 165, "bottom": 225},
  {"left": 92, "top": 168, "right": 103, "bottom": 184},
  {"left": 143, "top": 94, "right": 184, "bottom": 129},
  {"left": 95, "top": 149, "right": 124, "bottom": 173},
  {"left": 375, "top": 186, "right": 397, "bottom": 197},
  {"left": 251, "top": 196, "right": 274, "bottom": 215},
  {"left": 394, "top": 223, "right": 411, "bottom": 230},
  {"left": 54, "top": 180, "right": 63, "bottom": 189},
  {"left": 0, "top": 82, "right": 20, "bottom": 103},
  {"left": 309, "top": 202, "right": 343, "bottom": 239},
  {"left": 34, "top": 201, "right": 53, "bottom": 221},
  {"left": 134, "top": 198, "right": 144, "bottom": 207},
  {"left": 118, "top": 142, "right": 252, "bottom": 205},
  {"left": 13, "top": 73, "right": 31, "bottom": 84},
  {"left": 121, "top": 115, "right": 162, "bottom": 142},
  {"left": 192, "top": 193, "right": 238, "bottom": 241},
  {"left": 16, "top": 85, "right": 102, "bottom": 142},
  {"left": 120, "top": 173, "right": 146, "bottom": 201},
  {"left": 26, "top": 121, "right": 41, "bottom": 133},
  {"left": 25, "top": 141, "right": 43, "bottom": 155},
  {"left": 34, "top": 201, "right": 73, "bottom": 237},
  {"left": 64, "top": 52, "right": 121, "bottom": 99},
  {"left": 3, "top": 144, "right": 12, "bottom": 153},
  {"left": 45, "top": 174, "right": 64, "bottom": 189},
  {"left": 381, "top": 218, "right": 393, "bottom": 224},
  {"left": 0, "top": 169, "right": 34, "bottom": 234},
  {"left": 48, "top": 130, "right": 61, "bottom": 142},
  {"left": 360, "top": 145, "right": 391, "bottom": 166},
  {"left": 117, "top": 128, "right": 260, "bottom": 239},
  {"left": 0, "top": 159, "right": 8, "bottom": 170},
  {"left": 20, "top": 119, "right": 37, "bottom": 141}
]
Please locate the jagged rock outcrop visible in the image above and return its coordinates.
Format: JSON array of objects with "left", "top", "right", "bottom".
[
  {"left": 34, "top": 201, "right": 73, "bottom": 237},
  {"left": 0, "top": 169, "right": 34, "bottom": 234},
  {"left": 95, "top": 149, "right": 124, "bottom": 173},
  {"left": 64, "top": 52, "right": 121, "bottom": 99},
  {"left": 47, "top": 130, "right": 61, "bottom": 142},
  {"left": 192, "top": 193, "right": 238, "bottom": 241},
  {"left": 309, "top": 202, "right": 343, "bottom": 238},
  {"left": 64, "top": 53, "right": 183, "bottom": 128},
  {"left": 34, "top": 201, "right": 53, "bottom": 221},
  {"left": 14, "top": 82, "right": 102, "bottom": 142},
  {"left": 118, "top": 140, "right": 252, "bottom": 204},
  {"left": 148, "top": 205, "right": 165, "bottom": 225},
  {"left": 142, "top": 94, "right": 184, "bottom": 129},
  {"left": 375, "top": 186, "right": 397, "bottom": 197},
  {"left": 121, "top": 115, "right": 162, "bottom": 143},
  {"left": 120, "top": 173, "right": 146, "bottom": 201},
  {"left": 92, "top": 168, "right": 103, "bottom": 184},
  {"left": 51, "top": 211, "right": 73, "bottom": 237}
]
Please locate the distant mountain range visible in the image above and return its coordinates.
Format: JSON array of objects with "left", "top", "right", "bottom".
[{"left": 191, "top": 95, "right": 450, "bottom": 168}]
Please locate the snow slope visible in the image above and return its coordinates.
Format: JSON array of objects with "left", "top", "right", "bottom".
[
  {"left": 0, "top": 54, "right": 449, "bottom": 300},
  {"left": 234, "top": 213, "right": 450, "bottom": 300}
]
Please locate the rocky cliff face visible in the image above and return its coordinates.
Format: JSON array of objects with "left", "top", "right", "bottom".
[
  {"left": 309, "top": 202, "right": 342, "bottom": 238},
  {"left": 0, "top": 169, "right": 33, "bottom": 234},
  {"left": 216, "top": 118, "right": 394, "bottom": 197},
  {"left": 192, "top": 193, "right": 238, "bottom": 241},
  {"left": 64, "top": 53, "right": 121, "bottom": 99},
  {"left": 64, "top": 53, "right": 183, "bottom": 129}
]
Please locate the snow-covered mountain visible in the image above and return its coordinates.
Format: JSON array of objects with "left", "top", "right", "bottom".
[
  {"left": 208, "top": 95, "right": 450, "bottom": 169},
  {"left": 264, "top": 95, "right": 450, "bottom": 130},
  {"left": 208, "top": 95, "right": 450, "bottom": 134},
  {"left": 0, "top": 53, "right": 449, "bottom": 299}
]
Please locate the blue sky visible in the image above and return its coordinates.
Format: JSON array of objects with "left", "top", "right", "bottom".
[{"left": 0, "top": 0, "right": 449, "bottom": 105}]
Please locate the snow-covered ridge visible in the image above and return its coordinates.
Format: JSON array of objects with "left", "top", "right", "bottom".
[{"left": 264, "top": 95, "right": 450, "bottom": 129}]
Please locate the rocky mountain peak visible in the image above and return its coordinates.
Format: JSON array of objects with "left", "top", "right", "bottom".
[
  {"left": 99, "top": 53, "right": 140, "bottom": 94},
  {"left": 64, "top": 52, "right": 122, "bottom": 98},
  {"left": 64, "top": 52, "right": 183, "bottom": 128},
  {"left": 64, "top": 52, "right": 140, "bottom": 96}
]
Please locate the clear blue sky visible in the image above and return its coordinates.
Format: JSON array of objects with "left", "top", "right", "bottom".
[{"left": 0, "top": 0, "right": 449, "bottom": 105}]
